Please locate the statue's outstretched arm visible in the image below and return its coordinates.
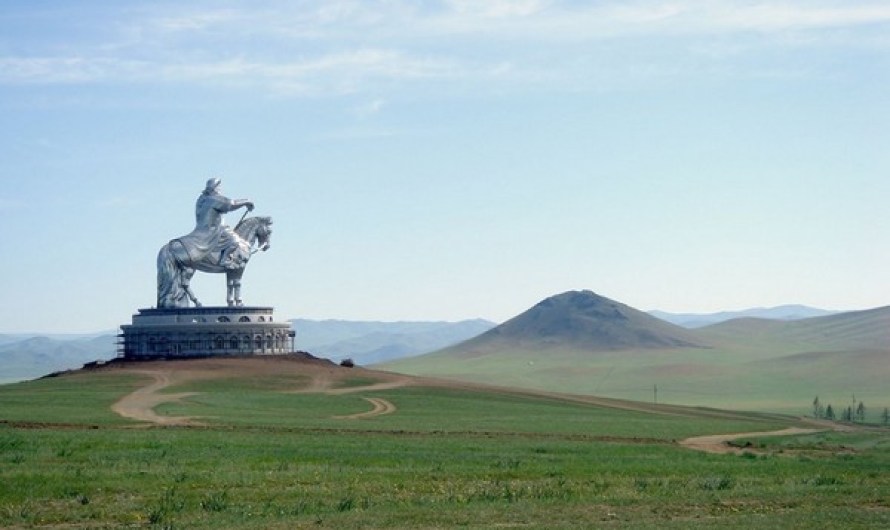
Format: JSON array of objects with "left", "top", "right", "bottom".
[{"left": 229, "top": 199, "right": 254, "bottom": 212}]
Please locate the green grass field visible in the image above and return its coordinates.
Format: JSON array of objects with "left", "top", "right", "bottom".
[
  {"left": 1, "top": 361, "right": 888, "bottom": 528},
  {"left": 384, "top": 343, "right": 890, "bottom": 417}
]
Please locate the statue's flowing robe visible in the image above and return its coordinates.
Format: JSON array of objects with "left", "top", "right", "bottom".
[
  {"left": 179, "top": 193, "right": 232, "bottom": 263},
  {"left": 175, "top": 192, "right": 249, "bottom": 271}
]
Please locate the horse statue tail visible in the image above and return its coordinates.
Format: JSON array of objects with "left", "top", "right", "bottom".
[{"left": 157, "top": 242, "right": 186, "bottom": 308}]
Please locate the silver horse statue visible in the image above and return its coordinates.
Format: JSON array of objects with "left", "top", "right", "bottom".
[
  {"left": 157, "top": 215, "right": 273, "bottom": 308},
  {"left": 156, "top": 178, "right": 273, "bottom": 308}
]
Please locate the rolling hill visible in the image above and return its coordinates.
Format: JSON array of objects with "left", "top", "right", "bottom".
[
  {"left": 382, "top": 291, "right": 890, "bottom": 416},
  {"left": 442, "top": 290, "right": 706, "bottom": 357},
  {"left": 650, "top": 305, "right": 839, "bottom": 328},
  {"left": 695, "top": 305, "right": 890, "bottom": 353}
]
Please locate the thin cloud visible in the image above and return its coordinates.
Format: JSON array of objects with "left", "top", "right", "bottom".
[
  {"left": 0, "top": 49, "right": 462, "bottom": 94},
  {"left": 118, "top": 2, "right": 890, "bottom": 43},
  {"left": 705, "top": 3, "right": 890, "bottom": 32},
  {"left": 153, "top": 9, "right": 242, "bottom": 32},
  {"left": 444, "top": 0, "right": 553, "bottom": 18},
  {"left": 0, "top": 57, "right": 119, "bottom": 84},
  {"left": 1, "top": 1, "right": 888, "bottom": 95},
  {"left": 421, "top": 1, "right": 890, "bottom": 40}
]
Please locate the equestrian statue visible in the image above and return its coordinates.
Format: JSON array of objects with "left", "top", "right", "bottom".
[{"left": 157, "top": 178, "right": 273, "bottom": 308}]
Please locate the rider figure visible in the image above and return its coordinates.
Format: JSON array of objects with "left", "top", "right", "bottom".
[{"left": 179, "top": 178, "right": 254, "bottom": 269}]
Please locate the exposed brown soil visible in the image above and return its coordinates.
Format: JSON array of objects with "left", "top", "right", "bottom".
[
  {"left": 676, "top": 414, "right": 871, "bottom": 455},
  {"left": 110, "top": 369, "right": 203, "bottom": 426},
  {"left": 333, "top": 397, "right": 397, "bottom": 419},
  {"left": 678, "top": 427, "right": 825, "bottom": 454}
]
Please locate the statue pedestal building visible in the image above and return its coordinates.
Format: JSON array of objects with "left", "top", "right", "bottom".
[{"left": 120, "top": 306, "right": 294, "bottom": 358}]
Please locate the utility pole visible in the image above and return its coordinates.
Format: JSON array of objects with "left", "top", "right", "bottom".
[{"left": 654, "top": 384, "right": 658, "bottom": 405}]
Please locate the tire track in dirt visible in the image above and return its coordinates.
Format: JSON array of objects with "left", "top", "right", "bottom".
[
  {"left": 288, "top": 373, "right": 412, "bottom": 395},
  {"left": 333, "top": 397, "right": 397, "bottom": 420},
  {"left": 109, "top": 362, "right": 408, "bottom": 425},
  {"left": 111, "top": 370, "right": 201, "bottom": 426},
  {"left": 679, "top": 427, "right": 825, "bottom": 454},
  {"left": 325, "top": 379, "right": 411, "bottom": 395},
  {"left": 108, "top": 358, "right": 826, "bottom": 434}
]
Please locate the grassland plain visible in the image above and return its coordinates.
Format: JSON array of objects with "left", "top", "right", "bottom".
[
  {"left": 382, "top": 293, "right": 890, "bottom": 416},
  {"left": 384, "top": 343, "right": 890, "bottom": 417},
  {"left": 0, "top": 358, "right": 888, "bottom": 528}
]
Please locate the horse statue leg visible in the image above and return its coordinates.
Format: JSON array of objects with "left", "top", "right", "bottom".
[
  {"left": 181, "top": 268, "right": 202, "bottom": 307},
  {"left": 157, "top": 243, "right": 190, "bottom": 308},
  {"left": 227, "top": 269, "right": 244, "bottom": 306},
  {"left": 233, "top": 277, "right": 243, "bottom": 306},
  {"left": 226, "top": 270, "right": 235, "bottom": 306}
]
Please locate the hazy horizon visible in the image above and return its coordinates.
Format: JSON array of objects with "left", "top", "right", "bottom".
[{"left": 0, "top": 299, "right": 864, "bottom": 336}]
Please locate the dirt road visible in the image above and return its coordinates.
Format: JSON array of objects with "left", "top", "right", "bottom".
[
  {"left": 110, "top": 370, "right": 200, "bottom": 426},
  {"left": 679, "top": 427, "right": 825, "bottom": 454},
  {"left": 108, "top": 357, "right": 409, "bottom": 425},
  {"left": 106, "top": 358, "right": 836, "bottom": 446},
  {"left": 334, "top": 397, "right": 397, "bottom": 419}
]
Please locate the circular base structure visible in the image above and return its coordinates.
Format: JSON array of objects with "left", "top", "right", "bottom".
[{"left": 119, "top": 306, "right": 294, "bottom": 359}]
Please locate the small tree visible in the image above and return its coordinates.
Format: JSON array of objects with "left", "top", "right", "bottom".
[
  {"left": 813, "top": 396, "right": 821, "bottom": 418},
  {"left": 882, "top": 407, "right": 889, "bottom": 425},
  {"left": 856, "top": 401, "right": 866, "bottom": 422},
  {"left": 825, "top": 404, "right": 835, "bottom": 420},
  {"left": 842, "top": 406, "right": 853, "bottom": 422}
]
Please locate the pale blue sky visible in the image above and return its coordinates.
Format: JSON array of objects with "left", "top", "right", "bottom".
[{"left": 2, "top": 1, "right": 889, "bottom": 333}]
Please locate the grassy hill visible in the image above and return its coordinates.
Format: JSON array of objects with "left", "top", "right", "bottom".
[
  {"left": 460, "top": 290, "right": 705, "bottom": 354},
  {"left": 383, "top": 291, "right": 890, "bottom": 416},
  {"left": 650, "top": 305, "right": 839, "bottom": 328},
  {"left": 696, "top": 305, "right": 890, "bottom": 353},
  {"left": 1, "top": 356, "right": 887, "bottom": 528}
]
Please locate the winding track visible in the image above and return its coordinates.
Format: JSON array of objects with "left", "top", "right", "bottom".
[
  {"left": 108, "top": 361, "right": 842, "bottom": 448},
  {"left": 333, "top": 397, "right": 397, "bottom": 419},
  {"left": 110, "top": 370, "right": 200, "bottom": 426},
  {"left": 679, "top": 427, "right": 825, "bottom": 454},
  {"left": 110, "top": 363, "right": 408, "bottom": 425}
]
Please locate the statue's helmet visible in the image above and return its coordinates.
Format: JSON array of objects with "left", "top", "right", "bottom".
[{"left": 205, "top": 177, "right": 221, "bottom": 192}]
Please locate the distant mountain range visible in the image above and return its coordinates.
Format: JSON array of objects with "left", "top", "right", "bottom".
[
  {"left": 383, "top": 290, "right": 890, "bottom": 414},
  {"left": 0, "top": 318, "right": 496, "bottom": 384},
  {"left": 649, "top": 305, "right": 840, "bottom": 328},
  {"left": 0, "top": 334, "right": 118, "bottom": 384},
  {"left": 291, "top": 318, "right": 496, "bottom": 365}
]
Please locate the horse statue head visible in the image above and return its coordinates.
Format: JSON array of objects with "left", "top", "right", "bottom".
[
  {"left": 222, "top": 216, "right": 273, "bottom": 306},
  {"left": 235, "top": 215, "right": 273, "bottom": 254}
]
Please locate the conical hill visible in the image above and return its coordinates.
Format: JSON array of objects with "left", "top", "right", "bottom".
[{"left": 452, "top": 290, "right": 707, "bottom": 356}]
